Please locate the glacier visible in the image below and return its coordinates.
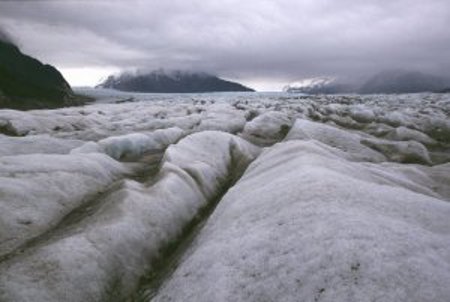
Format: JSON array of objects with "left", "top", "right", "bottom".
[{"left": 0, "top": 90, "right": 449, "bottom": 302}]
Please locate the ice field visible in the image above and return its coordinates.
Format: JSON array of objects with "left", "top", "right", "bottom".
[{"left": 0, "top": 89, "right": 450, "bottom": 302}]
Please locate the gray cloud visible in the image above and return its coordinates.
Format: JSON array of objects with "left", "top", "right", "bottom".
[
  {"left": 0, "top": 27, "right": 14, "bottom": 44},
  {"left": 1, "top": 0, "right": 449, "bottom": 86}
]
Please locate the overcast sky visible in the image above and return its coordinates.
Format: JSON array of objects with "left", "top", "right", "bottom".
[{"left": 1, "top": 0, "right": 449, "bottom": 90}]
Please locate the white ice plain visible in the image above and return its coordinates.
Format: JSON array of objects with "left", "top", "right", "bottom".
[{"left": 0, "top": 90, "right": 449, "bottom": 302}]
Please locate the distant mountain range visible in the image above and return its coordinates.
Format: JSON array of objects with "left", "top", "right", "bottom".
[
  {"left": 360, "top": 70, "right": 447, "bottom": 94},
  {"left": 97, "top": 70, "right": 254, "bottom": 93},
  {"left": 285, "top": 70, "right": 450, "bottom": 94},
  {"left": 0, "top": 38, "right": 85, "bottom": 109}
]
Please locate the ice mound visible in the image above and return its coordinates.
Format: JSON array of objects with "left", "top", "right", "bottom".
[
  {"left": 370, "top": 162, "right": 450, "bottom": 201},
  {"left": 153, "top": 140, "right": 450, "bottom": 302},
  {"left": 241, "top": 111, "right": 293, "bottom": 145},
  {"left": 422, "top": 117, "right": 450, "bottom": 143},
  {"left": 0, "top": 131, "right": 260, "bottom": 302},
  {"left": 0, "top": 134, "right": 83, "bottom": 156},
  {"left": 0, "top": 153, "right": 127, "bottom": 258},
  {"left": 363, "top": 122, "right": 395, "bottom": 137},
  {"left": 164, "top": 131, "right": 260, "bottom": 197},
  {"left": 362, "top": 138, "right": 432, "bottom": 165},
  {"left": 0, "top": 110, "right": 57, "bottom": 136},
  {"left": 196, "top": 103, "right": 247, "bottom": 133},
  {"left": 348, "top": 106, "right": 376, "bottom": 123},
  {"left": 285, "top": 119, "right": 386, "bottom": 162},
  {"left": 385, "top": 126, "right": 437, "bottom": 145},
  {"left": 0, "top": 109, "right": 94, "bottom": 136},
  {"left": 421, "top": 163, "right": 450, "bottom": 198},
  {"left": 71, "top": 127, "right": 185, "bottom": 160},
  {"left": 378, "top": 110, "right": 415, "bottom": 127},
  {"left": 0, "top": 103, "right": 198, "bottom": 140}
]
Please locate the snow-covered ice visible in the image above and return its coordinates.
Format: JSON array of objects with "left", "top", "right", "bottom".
[
  {"left": 0, "top": 134, "right": 83, "bottom": 156},
  {"left": 71, "top": 127, "right": 185, "bottom": 160},
  {"left": 241, "top": 111, "right": 293, "bottom": 145},
  {"left": 0, "top": 89, "right": 449, "bottom": 302},
  {"left": 0, "top": 152, "right": 127, "bottom": 258},
  {"left": 0, "top": 131, "right": 259, "bottom": 302},
  {"left": 285, "top": 119, "right": 386, "bottom": 162},
  {"left": 153, "top": 140, "right": 450, "bottom": 302}
]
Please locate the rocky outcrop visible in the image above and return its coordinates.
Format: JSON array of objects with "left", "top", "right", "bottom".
[{"left": 0, "top": 39, "right": 87, "bottom": 109}]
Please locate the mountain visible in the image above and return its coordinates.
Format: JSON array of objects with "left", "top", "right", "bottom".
[
  {"left": 359, "top": 70, "right": 447, "bottom": 94},
  {"left": 0, "top": 39, "right": 86, "bottom": 109},
  {"left": 283, "top": 77, "right": 354, "bottom": 94},
  {"left": 97, "top": 70, "right": 254, "bottom": 93},
  {"left": 284, "top": 71, "right": 449, "bottom": 95}
]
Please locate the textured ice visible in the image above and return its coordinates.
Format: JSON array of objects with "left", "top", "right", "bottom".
[
  {"left": 385, "top": 126, "right": 437, "bottom": 145},
  {"left": 0, "top": 134, "right": 83, "bottom": 156},
  {"left": 0, "top": 102, "right": 199, "bottom": 140},
  {"left": 285, "top": 119, "right": 386, "bottom": 162},
  {"left": 0, "top": 90, "right": 449, "bottom": 302},
  {"left": 241, "top": 111, "right": 293, "bottom": 145},
  {"left": 0, "top": 153, "right": 127, "bottom": 257},
  {"left": 0, "top": 131, "right": 260, "bottom": 302},
  {"left": 348, "top": 106, "right": 376, "bottom": 123},
  {"left": 72, "top": 127, "right": 184, "bottom": 160},
  {"left": 153, "top": 140, "right": 450, "bottom": 302},
  {"left": 196, "top": 103, "right": 247, "bottom": 133},
  {"left": 361, "top": 137, "right": 432, "bottom": 165}
]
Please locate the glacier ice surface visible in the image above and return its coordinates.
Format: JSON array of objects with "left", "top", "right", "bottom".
[{"left": 0, "top": 90, "right": 449, "bottom": 302}]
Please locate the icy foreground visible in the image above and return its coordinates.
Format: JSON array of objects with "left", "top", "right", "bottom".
[{"left": 0, "top": 91, "right": 450, "bottom": 302}]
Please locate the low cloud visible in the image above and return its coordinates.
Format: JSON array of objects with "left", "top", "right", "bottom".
[
  {"left": 0, "top": 27, "right": 15, "bottom": 44},
  {"left": 1, "top": 0, "right": 449, "bottom": 85}
]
